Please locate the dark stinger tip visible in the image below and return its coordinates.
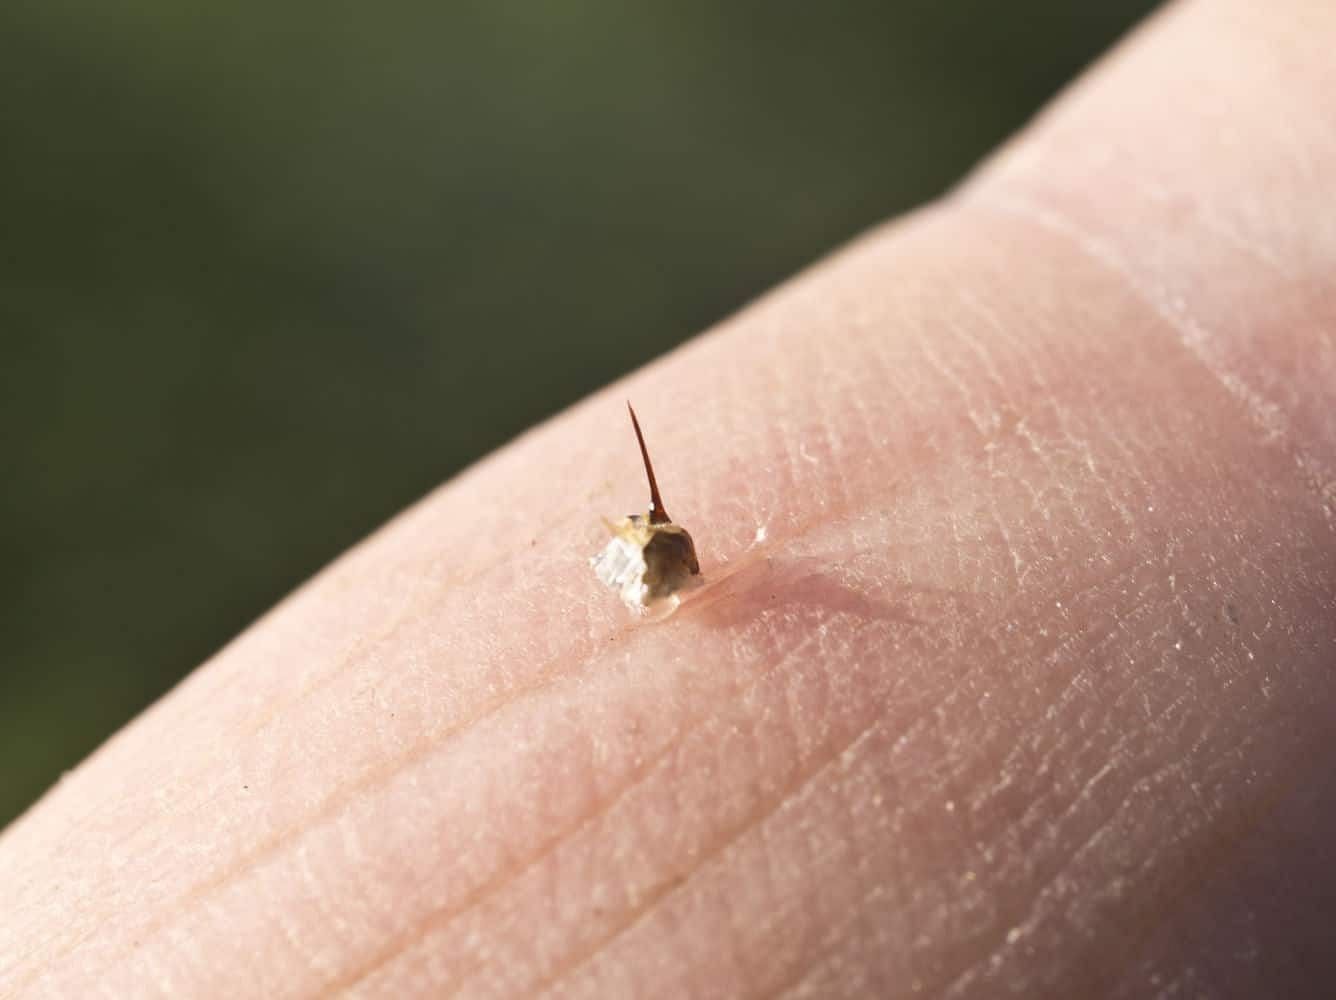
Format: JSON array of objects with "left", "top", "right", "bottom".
[{"left": 626, "top": 402, "right": 670, "bottom": 524}]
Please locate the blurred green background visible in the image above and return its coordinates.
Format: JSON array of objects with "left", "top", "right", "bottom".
[{"left": 1, "top": 1, "right": 1158, "bottom": 828}]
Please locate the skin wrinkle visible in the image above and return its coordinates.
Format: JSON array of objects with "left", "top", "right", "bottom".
[
  {"left": 794, "top": 659, "right": 1075, "bottom": 996},
  {"left": 2, "top": 559, "right": 617, "bottom": 992},
  {"left": 364, "top": 570, "right": 984, "bottom": 996},
  {"left": 1138, "top": 181, "right": 1289, "bottom": 276},
  {"left": 775, "top": 329, "right": 871, "bottom": 526},
  {"left": 780, "top": 586, "right": 1315, "bottom": 1000},
  {"left": 949, "top": 305, "right": 1107, "bottom": 579},
  {"left": 972, "top": 191, "right": 1336, "bottom": 528},
  {"left": 9, "top": 511, "right": 426, "bottom": 815},
  {"left": 748, "top": 792, "right": 832, "bottom": 1000},
  {"left": 897, "top": 574, "right": 1170, "bottom": 977},
  {"left": 1034, "top": 372, "right": 1134, "bottom": 533},
  {"left": 529, "top": 543, "right": 1160, "bottom": 1000},
  {"left": 964, "top": 738, "right": 1231, "bottom": 998},
  {"left": 764, "top": 380, "right": 1332, "bottom": 996},
  {"left": 761, "top": 771, "right": 920, "bottom": 1000},
  {"left": 6, "top": 632, "right": 491, "bottom": 977},
  {"left": 960, "top": 7, "right": 1336, "bottom": 499},
  {"left": 1112, "top": 738, "right": 1334, "bottom": 998},
  {"left": 970, "top": 297, "right": 1068, "bottom": 518},
  {"left": 54, "top": 485, "right": 940, "bottom": 993},
  {"left": 2, "top": 533, "right": 465, "bottom": 902},
  {"left": 988, "top": 653, "right": 1313, "bottom": 996},
  {"left": 523, "top": 635, "right": 890, "bottom": 1000},
  {"left": 550, "top": 539, "right": 1293, "bottom": 998},
  {"left": 762, "top": 716, "right": 900, "bottom": 995},
  {"left": 326, "top": 610, "right": 839, "bottom": 995},
  {"left": 6, "top": 546, "right": 499, "bottom": 910},
  {"left": 948, "top": 696, "right": 1195, "bottom": 990}
]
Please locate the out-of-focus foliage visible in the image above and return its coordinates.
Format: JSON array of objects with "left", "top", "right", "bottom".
[{"left": 0, "top": 1, "right": 1157, "bottom": 826}]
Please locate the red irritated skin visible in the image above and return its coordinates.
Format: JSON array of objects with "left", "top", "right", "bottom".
[{"left": 4, "top": 0, "right": 1336, "bottom": 997}]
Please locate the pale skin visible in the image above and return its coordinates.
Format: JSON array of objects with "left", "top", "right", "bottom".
[{"left": 4, "top": 0, "right": 1336, "bottom": 996}]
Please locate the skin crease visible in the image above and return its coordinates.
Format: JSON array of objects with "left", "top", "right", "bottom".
[{"left": 3, "top": 0, "right": 1336, "bottom": 996}]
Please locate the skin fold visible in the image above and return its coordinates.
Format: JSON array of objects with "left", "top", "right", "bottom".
[{"left": 3, "top": 0, "right": 1335, "bottom": 996}]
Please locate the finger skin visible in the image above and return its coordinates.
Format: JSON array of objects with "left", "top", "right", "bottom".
[{"left": 4, "top": 0, "right": 1336, "bottom": 997}]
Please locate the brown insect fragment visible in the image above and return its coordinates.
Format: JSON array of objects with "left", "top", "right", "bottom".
[{"left": 590, "top": 403, "right": 701, "bottom": 613}]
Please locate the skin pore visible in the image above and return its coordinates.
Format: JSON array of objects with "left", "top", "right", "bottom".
[{"left": 3, "top": 0, "right": 1335, "bottom": 996}]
